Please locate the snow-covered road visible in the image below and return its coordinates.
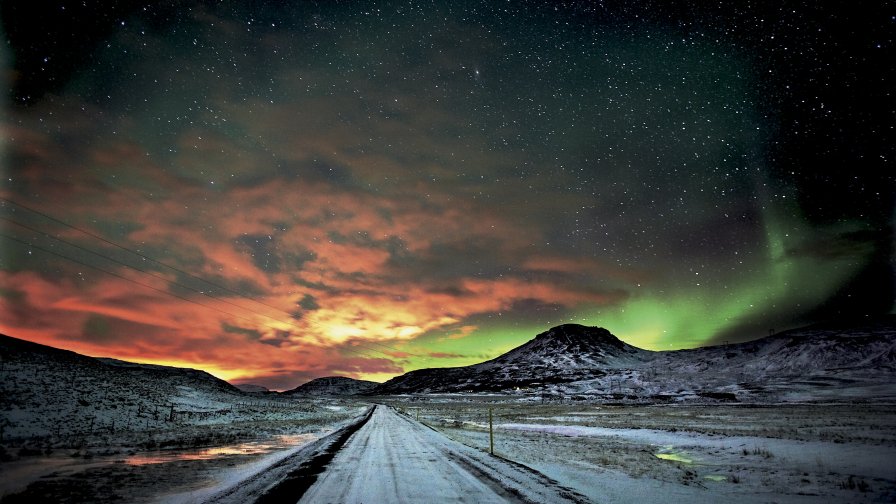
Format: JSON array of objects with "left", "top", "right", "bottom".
[{"left": 298, "top": 405, "right": 588, "bottom": 503}]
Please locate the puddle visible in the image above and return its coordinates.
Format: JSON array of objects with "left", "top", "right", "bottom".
[
  {"left": 704, "top": 474, "right": 728, "bottom": 482},
  {"left": 654, "top": 445, "right": 694, "bottom": 464},
  {"left": 124, "top": 434, "right": 315, "bottom": 465},
  {"left": 1, "top": 457, "right": 112, "bottom": 496},
  {"left": 0, "top": 433, "right": 317, "bottom": 498}
]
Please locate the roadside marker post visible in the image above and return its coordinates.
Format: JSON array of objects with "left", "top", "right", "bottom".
[{"left": 489, "top": 408, "right": 494, "bottom": 455}]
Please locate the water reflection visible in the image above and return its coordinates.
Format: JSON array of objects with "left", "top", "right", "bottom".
[
  {"left": 0, "top": 433, "right": 318, "bottom": 498},
  {"left": 124, "top": 434, "right": 316, "bottom": 466},
  {"left": 654, "top": 445, "right": 694, "bottom": 464}
]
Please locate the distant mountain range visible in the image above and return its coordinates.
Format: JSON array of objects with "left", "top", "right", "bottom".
[
  {"left": 286, "top": 376, "right": 378, "bottom": 396},
  {"left": 373, "top": 318, "right": 896, "bottom": 402},
  {"left": 3, "top": 315, "right": 894, "bottom": 441},
  {"left": 235, "top": 383, "right": 271, "bottom": 393}
]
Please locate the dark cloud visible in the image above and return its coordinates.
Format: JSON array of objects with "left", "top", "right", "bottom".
[
  {"left": 168, "top": 270, "right": 270, "bottom": 301},
  {"left": 331, "top": 357, "right": 404, "bottom": 377},
  {"left": 80, "top": 315, "right": 115, "bottom": 343},
  {"left": 459, "top": 297, "right": 585, "bottom": 330},
  {"left": 235, "top": 234, "right": 282, "bottom": 274},
  {"left": 428, "top": 352, "right": 466, "bottom": 359},
  {"left": 387, "top": 238, "right": 519, "bottom": 283},
  {"left": 297, "top": 294, "right": 320, "bottom": 311},
  {"left": 237, "top": 369, "right": 322, "bottom": 392},
  {"left": 221, "top": 322, "right": 263, "bottom": 341}
]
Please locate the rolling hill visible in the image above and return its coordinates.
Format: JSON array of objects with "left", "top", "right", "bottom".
[
  {"left": 0, "top": 334, "right": 292, "bottom": 442},
  {"left": 373, "top": 318, "right": 896, "bottom": 401},
  {"left": 286, "top": 376, "right": 379, "bottom": 396}
]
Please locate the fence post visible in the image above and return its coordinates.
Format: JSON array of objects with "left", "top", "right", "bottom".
[{"left": 488, "top": 408, "right": 494, "bottom": 455}]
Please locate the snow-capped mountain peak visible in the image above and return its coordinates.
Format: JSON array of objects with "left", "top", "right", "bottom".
[{"left": 482, "top": 324, "right": 649, "bottom": 370}]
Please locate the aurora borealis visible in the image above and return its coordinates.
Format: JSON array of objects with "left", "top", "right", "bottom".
[{"left": 1, "top": 1, "right": 892, "bottom": 389}]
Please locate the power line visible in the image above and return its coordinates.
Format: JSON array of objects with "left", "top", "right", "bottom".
[
  {"left": 0, "top": 197, "right": 429, "bottom": 359},
  {"left": 0, "top": 232, "right": 269, "bottom": 329},
  {"left": 0, "top": 232, "right": 403, "bottom": 362},
  {"left": 2, "top": 216, "right": 303, "bottom": 329},
  {"left": 0, "top": 197, "right": 288, "bottom": 315}
]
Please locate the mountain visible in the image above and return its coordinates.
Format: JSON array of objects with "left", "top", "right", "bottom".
[
  {"left": 373, "top": 318, "right": 896, "bottom": 401},
  {"left": 96, "top": 357, "right": 238, "bottom": 389},
  {"left": 234, "top": 383, "right": 270, "bottom": 393},
  {"left": 475, "top": 324, "right": 650, "bottom": 371},
  {"left": 374, "top": 324, "right": 651, "bottom": 394},
  {"left": 0, "top": 334, "right": 246, "bottom": 441},
  {"left": 630, "top": 317, "right": 896, "bottom": 401},
  {"left": 286, "top": 376, "right": 379, "bottom": 396}
]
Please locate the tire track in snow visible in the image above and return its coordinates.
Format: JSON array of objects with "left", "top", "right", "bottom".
[
  {"left": 254, "top": 406, "right": 376, "bottom": 504},
  {"left": 198, "top": 406, "right": 374, "bottom": 504}
]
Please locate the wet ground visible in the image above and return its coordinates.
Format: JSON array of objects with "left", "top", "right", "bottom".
[
  {"left": 0, "top": 434, "right": 318, "bottom": 503},
  {"left": 5, "top": 400, "right": 895, "bottom": 503}
]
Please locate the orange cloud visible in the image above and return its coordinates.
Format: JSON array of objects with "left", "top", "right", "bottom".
[
  {"left": 2, "top": 129, "right": 639, "bottom": 388},
  {"left": 1, "top": 28, "right": 641, "bottom": 391}
]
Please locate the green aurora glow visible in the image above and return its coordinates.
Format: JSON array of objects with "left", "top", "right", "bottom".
[{"left": 585, "top": 204, "right": 874, "bottom": 350}]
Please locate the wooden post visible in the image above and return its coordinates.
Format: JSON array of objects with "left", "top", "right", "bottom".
[{"left": 488, "top": 408, "right": 495, "bottom": 454}]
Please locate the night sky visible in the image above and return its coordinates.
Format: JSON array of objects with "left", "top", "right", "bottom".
[{"left": 1, "top": 1, "right": 893, "bottom": 389}]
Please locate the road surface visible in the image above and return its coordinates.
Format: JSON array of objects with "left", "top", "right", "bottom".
[{"left": 298, "top": 405, "right": 587, "bottom": 503}]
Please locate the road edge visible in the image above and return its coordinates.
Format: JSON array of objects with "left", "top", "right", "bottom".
[
  {"left": 254, "top": 405, "right": 376, "bottom": 503},
  {"left": 200, "top": 405, "right": 375, "bottom": 504}
]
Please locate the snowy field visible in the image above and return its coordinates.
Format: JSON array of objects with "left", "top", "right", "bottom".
[
  {"left": 386, "top": 396, "right": 896, "bottom": 503},
  {"left": 0, "top": 400, "right": 367, "bottom": 503},
  {"left": 3, "top": 394, "right": 896, "bottom": 503},
  {"left": 0, "top": 334, "right": 374, "bottom": 502},
  {"left": 4, "top": 328, "right": 895, "bottom": 504}
]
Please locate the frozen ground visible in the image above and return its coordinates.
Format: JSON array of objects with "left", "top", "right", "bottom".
[
  {"left": 0, "top": 402, "right": 367, "bottom": 503},
  {"left": 0, "top": 332, "right": 370, "bottom": 502},
  {"left": 4, "top": 396, "right": 896, "bottom": 503},
  {"left": 387, "top": 397, "right": 896, "bottom": 503},
  {"left": 4, "top": 332, "right": 896, "bottom": 502}
]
